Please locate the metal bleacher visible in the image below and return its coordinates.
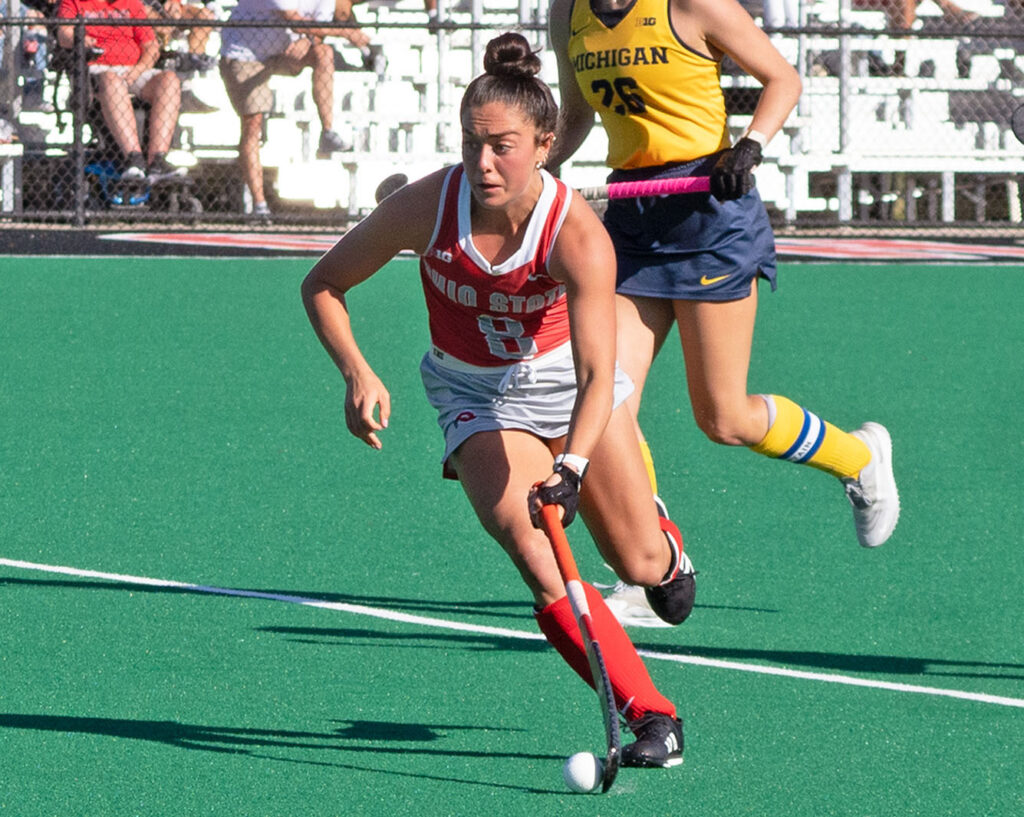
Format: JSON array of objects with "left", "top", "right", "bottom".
[
  {"left": 778, "top": 0, "right": 1023, "bottom": 224},
  {"left": 1, "top": 0, "right": 1021, "bottom": 226},
  {"left": 199, "top": 0, "right": 1022, "bottom": 225},
  {"left": 242, "top": 0, "right": 582, "bottom": 215}
]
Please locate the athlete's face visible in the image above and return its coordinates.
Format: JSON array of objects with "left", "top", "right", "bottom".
[{"left": 461, "top": 101, "right": 552, "bottom": 210}]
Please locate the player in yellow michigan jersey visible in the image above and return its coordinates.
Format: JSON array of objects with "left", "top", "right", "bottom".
[{"left": 548, "top": 0, "right": 900, "bottom": 624}]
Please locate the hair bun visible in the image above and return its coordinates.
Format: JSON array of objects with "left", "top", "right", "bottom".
[{"left": 482, "top": 32, "right": 542, "bottom": 79}]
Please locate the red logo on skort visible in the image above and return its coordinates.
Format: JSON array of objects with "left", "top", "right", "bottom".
[{"left": 454, "top": 411, "right": 477, "bottom": 425}]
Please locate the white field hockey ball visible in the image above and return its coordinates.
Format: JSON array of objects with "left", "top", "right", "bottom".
[{"left": 562, "top": 751, "right": 604, "bottom": 793}]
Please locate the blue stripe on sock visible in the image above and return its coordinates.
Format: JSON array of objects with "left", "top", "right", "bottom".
[
  {"left": 797, "top": 419, "right": 827, "bottom": 463},
  {"left": 780, "top": 409, "right": 812, "bottom": 461}
]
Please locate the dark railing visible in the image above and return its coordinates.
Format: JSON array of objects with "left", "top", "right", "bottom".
[{"left": 0, "top": 9, "right": 1021, "bottom": 230}]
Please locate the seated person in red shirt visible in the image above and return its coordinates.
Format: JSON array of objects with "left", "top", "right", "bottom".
[{"left": 57, "top": 0, "right": 185, "bottom": 181}]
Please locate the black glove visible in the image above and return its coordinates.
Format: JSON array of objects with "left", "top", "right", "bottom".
[
  {"left": 709, "top": 136, "right": 763, "bottom": 201},
  {"left": 531, "top": 464, "right": 582, "bottom": 529}
]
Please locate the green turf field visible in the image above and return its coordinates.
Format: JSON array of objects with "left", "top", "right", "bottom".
[{"left": 2, "top": 256, "right": 1022, "bottom": 816}]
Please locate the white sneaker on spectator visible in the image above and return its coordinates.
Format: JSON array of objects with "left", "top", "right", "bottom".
[
  {"left": 121, "top": 153, "right": 147, "bottom": 181},
  {"left": 317, "top": 129, "right": 351, "bottom": 158},
  {"left": 251, "top": 201, "right": 272, "bottom": 223},
  {"left": 146, "top": 154, "right": 187, "bottom": 184}
]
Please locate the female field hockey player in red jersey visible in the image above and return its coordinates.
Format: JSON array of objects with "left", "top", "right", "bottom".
[{"left": 303, "top": 32, "right": 694, "bottom": 769}]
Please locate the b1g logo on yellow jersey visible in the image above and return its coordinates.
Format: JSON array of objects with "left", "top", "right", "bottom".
[{"left": 637, "top": 16, "right": 656, "bottom": 26}]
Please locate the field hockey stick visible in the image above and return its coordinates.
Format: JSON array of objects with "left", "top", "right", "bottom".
[
  {"left": 538, "top": 502, "right": 621, "bottom": 793},
  {"left": 1012, "top": 103, "right": 1024, "bottom": 146},
  {"left": 576, "top": 175, "right": 710, "bottom": 201},
  {"left": 374, "top": 172, "right": 409, "bottom": 204},
  {"left": 373, "top": 172, "right": 710, "bottom": 205}
]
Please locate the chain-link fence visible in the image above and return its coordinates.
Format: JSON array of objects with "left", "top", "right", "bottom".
[{"left": 0, "top": 0, "right": 1021, "bottom": 230}]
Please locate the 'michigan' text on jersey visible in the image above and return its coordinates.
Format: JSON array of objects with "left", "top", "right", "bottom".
[{"left": 567, "top": 0, "right": 730, "bottom": 168}]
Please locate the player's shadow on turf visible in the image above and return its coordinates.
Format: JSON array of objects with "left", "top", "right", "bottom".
[
  {"left": 0, "top": 713, "right": 563, "bottom": 793},
  {"left": 630, "top": 644, "right": 1024, "bottom": 682},
  {"left": 0, "top": 713, "right": 555, "bottom": 762},
  {"left": 257, "top": 587, "right": 535, "bottom": 621},
  {"left": 0, "top": 576, "right": 532, "bottom": 621},
  {"left": 256, "top": 625, "right": 549, "bottom": 653},
  {"left": 0, "top": 716, "right": 565, "bottom": 794}
]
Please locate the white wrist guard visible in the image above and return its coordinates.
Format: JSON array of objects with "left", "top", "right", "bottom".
[
  {"left": 554, "top": 453, "right": 590, "bottom": 480},
  {"left": 742, "top": 128, "right": 768, "bottom": 148}
]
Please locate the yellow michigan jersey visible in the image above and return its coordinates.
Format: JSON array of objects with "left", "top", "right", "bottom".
[{"left": 567, "top": 0, "right": 730, "bottom": 168}]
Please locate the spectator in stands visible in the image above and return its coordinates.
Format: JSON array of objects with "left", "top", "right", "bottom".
[
  {"left": 956, "top": 0, "right": 1024, "bottom": 81},
  {"left": 20, "top": 8, "right": 54, "bottom": 111},
  {"left": 424, "top": 0, "right": 438, "bottom": 29},
  {"left": 996, "top": 0, "right": 1024, "bottom": 81},
  {"left": 57, "top": 0, "right": 187, "bottom": 181},
  {"left": 144, "top": 0, "right": 221, "bottom": 112},
  {"left": 850, "top": 0, "right": 978, "bottom": 30},
  {"left": 811, "top": 0, "right": 981, "bottom": 76},
  {"left": 146, "top": 0, "right": 218, "bottom": 71},
  {"left": 737, "top": 0, "right": 798, "bottom": 29},
  {"left": 763, "top": 0, "right": 798, "bottom": 28},
  {"left": 220, "top": 0, "right": 384, "bottom": 219}
]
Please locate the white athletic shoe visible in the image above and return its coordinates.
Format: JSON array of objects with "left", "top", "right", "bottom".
[
  {"left": 602, "top": 580, "right": 673, "bottom": 628},
  {"left": 120, "top": 165, "right": 146, "bottom": 182},
  {"left": 843, "top": 422, "right": 900, "bottom": 548}
]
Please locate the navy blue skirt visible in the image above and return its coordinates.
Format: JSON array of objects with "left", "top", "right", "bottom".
[{"left": 603, "top": 155, "right": 778, "bottom": 301}]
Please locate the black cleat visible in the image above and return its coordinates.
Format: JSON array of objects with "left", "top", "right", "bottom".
[
  {"left": 620, "top": 712, "right": 683, "bottom": 768},
  {"left": 643, "top": 516, "right": 697, "bottom": 625},
  {"left": 146, "top": 154, "right": 187, "bottom": 184}
]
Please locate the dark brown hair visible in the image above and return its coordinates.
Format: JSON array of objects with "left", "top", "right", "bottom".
[{"left": 460, "top": 32, "right": 558, "bottom": 140}]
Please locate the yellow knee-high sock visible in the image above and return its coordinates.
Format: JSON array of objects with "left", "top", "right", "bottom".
[
  {"left": 750, "top": 395, "right": 870, "bottom": 480},
  {"left": 639, "top": 437, "right": 659, "bottom": 494}
]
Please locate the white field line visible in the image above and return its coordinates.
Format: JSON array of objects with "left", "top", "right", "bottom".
[{"left": 3, "top": 557, "right": 1023, "bottom": 710}]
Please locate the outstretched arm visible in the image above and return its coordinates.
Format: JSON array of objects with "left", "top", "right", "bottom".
[{"left": 301, "top": 171, "right": 443, "bottom": 448}]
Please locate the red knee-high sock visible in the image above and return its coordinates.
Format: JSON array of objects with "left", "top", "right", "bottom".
[{"left": 535, "top": 582, "right": 676, "bottom": 722}]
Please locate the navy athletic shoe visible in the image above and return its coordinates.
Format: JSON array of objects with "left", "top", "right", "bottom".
[
  {"left": 620, "top": 712, "right": 683, "bottom": 768},
  {"left": 643, "top": 515, "right": 697, "bottom": 626}
]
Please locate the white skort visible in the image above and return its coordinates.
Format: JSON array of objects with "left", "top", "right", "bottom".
[{"left": 420, "top": 340, "right": 634, "bottom": 476}]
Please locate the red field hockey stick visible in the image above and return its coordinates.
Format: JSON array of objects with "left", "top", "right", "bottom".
[{"left": 538, "top": 503, "right": 621, "bottom": 793}]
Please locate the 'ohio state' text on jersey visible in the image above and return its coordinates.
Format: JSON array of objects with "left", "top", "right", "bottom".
[{"left": 420, "top": 166, "right": 573, "bottom": 366}]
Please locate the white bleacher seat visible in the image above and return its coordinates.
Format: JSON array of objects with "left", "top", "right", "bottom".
[{"left": 0, "top": 142, "right": 24, "bottom": 213}]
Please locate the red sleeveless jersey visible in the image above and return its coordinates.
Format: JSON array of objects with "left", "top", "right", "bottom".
[{"left": 420, "top": 166, "right": 573, "bottom": 367}]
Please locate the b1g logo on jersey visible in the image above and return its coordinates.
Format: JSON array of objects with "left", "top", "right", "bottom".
[
  {"left": 431, "top": 248, "right": 453, "bottom": 263},
  {"left": 636, "top": 16, "right": 656, "bottom": 26}
]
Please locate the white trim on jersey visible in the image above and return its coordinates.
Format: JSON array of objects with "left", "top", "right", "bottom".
[
  {"left": 458, "top": 169, "right": 563, "bottom": 276},
  {"left": 544, "top": 174, "right": 573, "bottom": 267},
  {"left": 424, "top": 166, "right": 457, "bottom": 254}
]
